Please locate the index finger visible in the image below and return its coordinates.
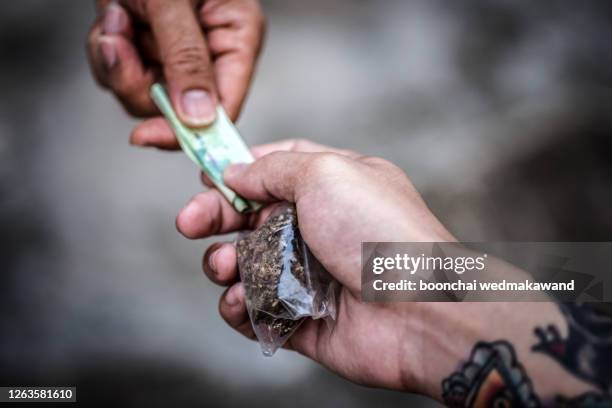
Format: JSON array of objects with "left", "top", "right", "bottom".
[
  {"left": 223, "top": 151, "right": 353, "bottom": 203},
  {"left": 200, "top": 139, "right": 358, "bottom": 188}
]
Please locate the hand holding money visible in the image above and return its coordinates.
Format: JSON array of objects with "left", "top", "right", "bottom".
[
  {"left": 150, "top": 83, "right": 260, "bottom": 212},
  {"left": 87, "top": 0, "right": 265, "bottom": 149}
]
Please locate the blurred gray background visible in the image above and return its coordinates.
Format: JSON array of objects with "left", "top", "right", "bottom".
[{"left": 1, "top": 0, "right": 612, "bottom": 406}]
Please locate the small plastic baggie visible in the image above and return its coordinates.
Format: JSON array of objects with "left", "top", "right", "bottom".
[{"left": 236, "top": 203, "right": 337, "bottom": 356}]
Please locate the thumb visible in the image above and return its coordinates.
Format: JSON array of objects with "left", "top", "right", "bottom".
[{"left": 148, "top": 0, "right": 217, "bottom": 127}]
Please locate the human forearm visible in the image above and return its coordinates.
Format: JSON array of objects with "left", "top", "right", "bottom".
[
  {"left": 404, "top": 302, "right": 605, "bottom": 407},
  {"left": 178, "top": 141, "right": 612, "bottom": 406}
]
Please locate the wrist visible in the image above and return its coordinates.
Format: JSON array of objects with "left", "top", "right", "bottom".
[
  {"left": 396, "top": 302, "right": 488, "bottom": 400},
  {"left": 396, "top": 302, "right": 574, "bottom": 403}
]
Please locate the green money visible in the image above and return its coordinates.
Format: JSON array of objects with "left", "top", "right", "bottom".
[{"left": 150, "top": 83, "right": 261, "bottom": 213}]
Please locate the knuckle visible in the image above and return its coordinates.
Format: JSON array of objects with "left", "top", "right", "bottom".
[
  {"left": 359, "top": 155, "right": 391, "bottom": 167},
  {"left": 165, "top": 44, "right": 211, "bottom": 78},
  {"left": 306, "top": 153, "right": 349, "bottom": 177},
  {"left": 360, "top": 156, "right": 408, "bottom": 179},
  {"left": 111, "top": 74, "right": 156, "bottom": 117},
  {"left": 114, "top": 81, "right": 141, "bottom": 99},
  {"left": 260, "top": 150, "right": 288, "bottom": 165},
  {"left": 117, "top": 93, "right": 155, "bottom": 118},
  {"left": 291, "top": 138, "right": 312, "bottom": 150},
  {"left": 270, "top": 150, "right": 292, "bottom": 159}
]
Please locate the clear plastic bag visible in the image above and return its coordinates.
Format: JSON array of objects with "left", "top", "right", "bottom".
[{"left": 236, "top": 204, "right": 337, "bottom": 356}]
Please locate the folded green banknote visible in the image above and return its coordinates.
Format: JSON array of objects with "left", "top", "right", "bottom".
[{"left": 150, "top": 83, "right": 260, "bottom": 213}]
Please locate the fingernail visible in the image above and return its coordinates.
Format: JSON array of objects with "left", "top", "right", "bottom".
[
  {"left": 225, "top": 284, "right": 244, "bottom": 307},
  {"left": 180, "top": 90, "right": 216, "bottom": 126},
  {"left": 103, "top": 3, "right": 127, "bottom": 34},
  {"left": 99, "top": 39, "right": 117, "bottom": 70},
  {"left": 209, "top": 249, "right": 219, "bottom": 272},
  {"left": 224, "top": 163, "right": 249, "bottom": 180}
]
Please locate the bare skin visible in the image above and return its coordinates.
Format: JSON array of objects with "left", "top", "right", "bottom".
[
  {"left": 87, "top": 0, "right": 265, "bottom": 148},
  {"left": 176, "top": 139, "right": 455, "bottom": 391},
  {"left": 85, "top": 2, "right": 609, "bottom": 405},
  {"left": 175, "top": 140, "right": 599, "bottom": 404}
]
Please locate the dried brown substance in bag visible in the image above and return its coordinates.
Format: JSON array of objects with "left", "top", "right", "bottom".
[{"left": 237, "top": 204, "right": 336, "bottom": 356}]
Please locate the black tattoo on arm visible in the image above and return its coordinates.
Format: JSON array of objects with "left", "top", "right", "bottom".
[
  {"left": 532, "top": 304, "right": 612, "bottom": 394},
  {"left": 442, "top": 304, "right": 612, "bottom": 408},
  {"left": 442, "top": 341, "right": 539, "bottom": 407}
]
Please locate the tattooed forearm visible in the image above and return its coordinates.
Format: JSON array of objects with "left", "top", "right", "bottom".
[
  {"left": 442, "top": 304, "right": 612, "bottom": 408},
  {"left": 442, "top": 341, "right": 539, "bottom": 407},
  {"left": 532, "top": 304, "right": 612, "bottom": 394}
]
